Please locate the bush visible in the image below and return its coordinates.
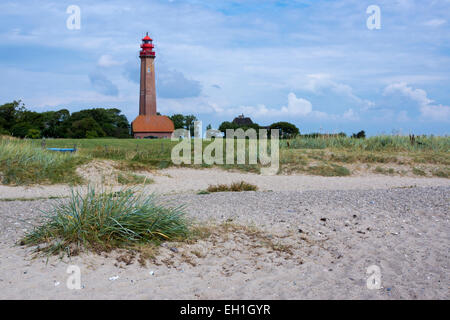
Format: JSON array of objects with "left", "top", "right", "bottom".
[
  {"left": 352, "top": 130, "right": 366, "bottom": 139},
  {"left": 269, "top": 122, "right": 299, "bottom": 139},
  {"left": 21, "top": 187, "right": 190, "bottom": 256},
  {"left": 218, "top": 121, "right": 261, "bottom": 138}
]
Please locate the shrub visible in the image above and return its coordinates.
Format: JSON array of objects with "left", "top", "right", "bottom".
[
  {"left": 352, "top": 130, "right": 366, "bottom": 139},
  {"left": 269, "top": 122, "right": 299, "bottom": 139}
]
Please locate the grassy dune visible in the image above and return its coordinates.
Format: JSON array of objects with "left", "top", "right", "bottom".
[
  {"left": 0, "top": 135, "right": 449, "bottom": 185},
  {"left": 0, "top": 139, "right": 84, "bottom": 185},
  {"left": 279, "top": 135, "right": 449, "bottom": 177}
]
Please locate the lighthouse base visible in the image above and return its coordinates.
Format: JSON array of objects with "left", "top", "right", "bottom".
[
  {"left": 133, "top": 132, "right": 172, "bottom": 139},
  {"left": 131, "top": 115, "right": 175, "bottom": 139}
]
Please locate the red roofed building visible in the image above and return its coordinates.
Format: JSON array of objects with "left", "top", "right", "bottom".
[{"left": 132, "top": 33, "right": 174, "bottom": 138}]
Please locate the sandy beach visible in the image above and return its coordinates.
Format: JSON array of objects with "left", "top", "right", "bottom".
[
  {"left": 1, "top": 167, "right": 449, "bottom": 199},
  {"left": 0, "top": 168, "right": 449, "bottom": 299}
]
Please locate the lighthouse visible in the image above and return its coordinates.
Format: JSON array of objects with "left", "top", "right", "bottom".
[{"left": 132, "top": 33, "right": 174, "bottom": 138}]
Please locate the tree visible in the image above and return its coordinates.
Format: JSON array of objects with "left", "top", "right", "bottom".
[
  {"left": 69, "top": 117, "right": 106, "bottom": 138},
  {"left": 218, "top": 121, "right": 262, "bottom": 138},
  {"left": 0, "top": 100, "right": 26, "bottom": 134},
  {"left": 168, "top": 114, "right": 198, "bottom": 136},
  {"left": 352, "top": 130, "right": 366, "bottom": 139},
  {"left": 0, "top": 101, "right": 132, "bottom": 138},
  {"left": 41, "top": 109, "right": 70, "bottom": 138},
  {"left": 169, "top": 114, "right": 185, "bottom": 129},
  {"left": 206, "top": 124, "right": 212, "bottom": 131},
  {"left": 11, "top": 122, "right": 33, "bottom": 138},
  {"left": 218, "top": 121, "right": 237, "bottom": 135},
  {"left": 184, "top": 114, "right": 198, "bottom": 137},
  {"left": 26, "top": 128, "right": 41, "bottom": 139},
  {"left": 67, "top": 108, "right": 130, "bottom": 138},
  {"left": 269, "top": 122, "right": 299, "bottom": 139}
]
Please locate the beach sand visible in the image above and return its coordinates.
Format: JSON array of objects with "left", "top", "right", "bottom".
[{"left": 0, "top": 169, "right": 448, "bottom": 299}]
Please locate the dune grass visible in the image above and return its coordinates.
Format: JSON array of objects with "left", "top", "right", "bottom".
[
  {"left": 206, "top": 181, "right": 258, "bottom": 192},
  {"left": 306, "top": 164, "right": 351, "bottom": 176},
  {"left": 0, "top": 139, "right": 84, "bottom": 185},
  {"left": 20, "top": 187, "right": 190, "bottom": 257},
  {"left": 280, "top": 135, "right": 449, "bottom": 176},
  {"left": 283, "top": 135, "right": 450, "bottom": 152},
  {"left": 1, "top": 135, "right": 449, "bottom": 184},
  {"left": 117, "top": 172, "right": 154, "bottom": 185}
]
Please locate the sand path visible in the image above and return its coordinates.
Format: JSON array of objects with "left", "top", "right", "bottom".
[{"left": 0, "top": 168, "right": 449, "bottom": 199}]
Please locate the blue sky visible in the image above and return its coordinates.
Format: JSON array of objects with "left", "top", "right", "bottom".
[{"left": 0, "top": 0, "right": 449, "bottom": 135}]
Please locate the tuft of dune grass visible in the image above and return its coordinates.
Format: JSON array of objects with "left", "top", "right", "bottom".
[
  {"left": 306, "top": 164, "right": 351, "bottom": 176},
  {"left": 20, "top": 186, "right": 190, "bottom": 257},
  {"left": 206, "top": 181, "right": 258, "bottom": 192},
  {"left": 117, "top": 172, "right": 154, "bottom": 185}
]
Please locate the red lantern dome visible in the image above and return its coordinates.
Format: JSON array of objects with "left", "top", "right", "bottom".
[{"left": 140, "top": 32, "right": 155, "bottom": 57}]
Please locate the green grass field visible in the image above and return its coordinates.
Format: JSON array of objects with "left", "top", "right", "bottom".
[{"left": 1, "top": 135, "right": 449, "bottom": 185}]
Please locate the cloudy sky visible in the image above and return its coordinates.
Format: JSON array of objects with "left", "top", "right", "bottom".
[{"left": 0, "top": 0, "right": 449, "bottom": 135}]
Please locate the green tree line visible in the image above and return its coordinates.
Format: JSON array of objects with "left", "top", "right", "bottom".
[
  {"left": 1, "top": 100, "right": 363, "bottom": 140},
  {"left": 0, "top": 101, "right": 130, "bottom": 138}
]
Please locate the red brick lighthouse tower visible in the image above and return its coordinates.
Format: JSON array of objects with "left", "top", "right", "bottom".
[{"left": 132, "top": 33, "right": 174, "bottom": 138}]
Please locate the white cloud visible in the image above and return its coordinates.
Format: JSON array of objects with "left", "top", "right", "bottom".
[
  {"left": 159, "top": 92, "right": 360, "bottom": 124},
  {"left": 424, "top": 19, "right": 447, "bottom": 27},
  {"left": 342, "top": 108, "right": 359, "bottom": 121},
  {"left": 384, "top": 82, "right": 450, "bottom": 121},
  {"left": 300, "top": 74, "right": 374, "bottom": 109},
  {"left": 158, "top": 97, "right": 219, "bottom": 114},
  {"left": 98, "top": 55, "right": 122, "bottom": 67},
  {"left": 218, "top": 92, "right": 313, "bottom": 118},
  {"left": 89, "top": 71, "right": 119, "bottom": 96},
  {"left": 281, "top": 93, "right": 312, "bottom": 116},
  {"left": 397, "top": 110, "right": 410, "bottom": 122},
  {"left": 384, "top": 82, "right": 432, "bottom": 105},
  {"left": 420, "top": 104, "right": 450, "bottom": 121}
]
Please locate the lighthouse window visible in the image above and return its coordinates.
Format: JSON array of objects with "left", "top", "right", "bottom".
[{"left": 147, "top": 67, "right": 151, "bottom": 73}]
